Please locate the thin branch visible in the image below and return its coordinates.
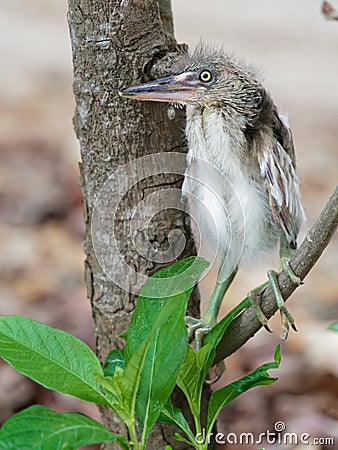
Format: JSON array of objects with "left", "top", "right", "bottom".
[
  {"left": 215, "top": 185, "right": 338, "bottom": 363},
  {"left": 322, "top": 1, "right": 338, "bottom": 21}
]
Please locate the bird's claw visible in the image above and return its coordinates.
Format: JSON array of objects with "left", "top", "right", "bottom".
[
  {"left": 185, "top": 316, "right": 212, "bottom": 350},
  {"left": 278, "top": 294, "right": 298, "bottom": 339},
  {"left": 248, "top": 281, "right": 271, "bottom": 330},
  {"left": 185, "top": 316, "right": 226, "bottom": 384},
  {"left": 281, "top": 257, "right": 302, "bottom": 286},
  {"left": 263, "top": 323, "right": 273, "bottom": 333},
  {"left": 205, "top": 360, "right": 226, "bottom": 384},
  {"left": 249, "top": 259, "right": 302, "bottom": 339}
]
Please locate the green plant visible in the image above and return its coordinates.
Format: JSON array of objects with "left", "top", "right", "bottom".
[
  {"left": 329, "top": 322, "right": 338, "bottom": 332},
  {"left": 0, "top": 257, "right": 281, "bottom": 449}
]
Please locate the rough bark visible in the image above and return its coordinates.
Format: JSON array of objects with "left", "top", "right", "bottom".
[{"left": 67, "top": 1, "right": 210, "bottom": 449}]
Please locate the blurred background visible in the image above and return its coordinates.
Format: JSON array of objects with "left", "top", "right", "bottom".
[{"left": 0, "top": 0, "right": 337, "bottom": 448}]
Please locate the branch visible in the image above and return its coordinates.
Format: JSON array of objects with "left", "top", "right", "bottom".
[
  {"left": 321, "top": 1, "right": 338, "bottom": 21},
  {"left": 215, "top": 185, "right": 338, "bottom": 363}
]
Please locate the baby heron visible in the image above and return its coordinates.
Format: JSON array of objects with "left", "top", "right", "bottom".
[{"left": 120, "top": 46, "right": 305, "bottom": 347}]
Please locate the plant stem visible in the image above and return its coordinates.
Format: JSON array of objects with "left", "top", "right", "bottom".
[
  {"left": 126, "top": 419, "right": 139, "bottom": 450},
  {"left": 192, "top": 409, "right": 206, "bottom": 450}
]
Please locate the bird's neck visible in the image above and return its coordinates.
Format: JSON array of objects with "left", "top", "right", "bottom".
[{"left": 185, "top": 105, "right": 248, "bottom": 176}]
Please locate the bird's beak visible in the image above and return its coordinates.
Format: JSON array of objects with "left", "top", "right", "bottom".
[{"left": 119, "top": 73, "right": 197, "bottom": 103}]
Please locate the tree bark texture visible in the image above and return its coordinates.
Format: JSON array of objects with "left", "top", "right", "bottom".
[{"left": 67, "top": 1, "right": 210, "bottom": 448}]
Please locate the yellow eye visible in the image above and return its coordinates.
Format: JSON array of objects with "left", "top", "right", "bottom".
[{"left": 199, "top": 69, "right": 213, "bottom": 83}]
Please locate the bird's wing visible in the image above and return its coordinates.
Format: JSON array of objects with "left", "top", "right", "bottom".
[{"left": 258, "top": 114, "right": 305, "bottom": 249}]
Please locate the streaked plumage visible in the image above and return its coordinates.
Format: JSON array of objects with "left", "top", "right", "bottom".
[
  {"left": 120, "top": 45, "right": 305, "bottom": 342},
  {"left": 175, "top": 47, "right": 305, "bottom": 265}
]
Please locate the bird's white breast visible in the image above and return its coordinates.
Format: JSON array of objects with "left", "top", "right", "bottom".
[{"left": 182, "top": 107, "right": 277, "bottom": 274}]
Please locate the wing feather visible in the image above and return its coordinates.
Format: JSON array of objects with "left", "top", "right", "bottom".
[{"left": 258, "top": 114, "right": 305, "bottom": 249}]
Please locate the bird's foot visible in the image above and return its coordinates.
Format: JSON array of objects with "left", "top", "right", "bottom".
[
  {"left": 280, "top": 256, "right": 303, "bottom": 286},
  {"left": 205, "top": 360, "right": 226, "bottom": 384},
  {"left": 249, "top": 261, "right": 302, "bottom": 340},
  {"left": 185, "top": 316, "right": 213, "bottom": 351},
  {"left": 185, "top": 316, "right": 226, "bottom": 384},
  {"left": 248, "top": 279, "right": 273, "bottom": 333}
]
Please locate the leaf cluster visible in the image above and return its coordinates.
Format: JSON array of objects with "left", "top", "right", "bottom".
[{"left": 0, "top": 257, "right": 281, "bottom": 449}]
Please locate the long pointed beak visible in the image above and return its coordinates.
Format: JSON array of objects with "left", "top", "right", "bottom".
[{"left": 119, "top": 73, "right": 197, "bottom": 103}]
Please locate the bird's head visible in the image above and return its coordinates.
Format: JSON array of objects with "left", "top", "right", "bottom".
[{"left": 120, "top": 45, "right": 263, "bottom": 119}]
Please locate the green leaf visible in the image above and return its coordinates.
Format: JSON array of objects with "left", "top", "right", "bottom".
[
  {"left": 159, "top": 401, "right": 196, "bottom": 445},
  {"left": 96, "top": 368, "right": 129, "bottom": 422},
  {"left": 176, "top": 298, "right": 250, "bottom": 417},
  {"left": 103, "top": 349, "right": 125, "bottom": 377},
  {"left": 328, "top": 322, "right": 338, "bottom": 332},
  {"left": 124, "top": 257, "right": 209, "bottom": 443},
  {"left": 204, "top": 297, "right": 250, "bottom": 349},
  {"left": 174, "top": 433, "right": 196, "bottom": 446},
  {"left": 122, "top": 337, "right": 150, "bottom": 422},
  {"left": 202, "top": 297, "right": 250, "bottom": 376},
  {"left": 126, "top": 256, "right": 209, "bottom": 363},
  {"left": 0, "top": 405, "right": 129, "bottom": 450},
  {"left": 138, "top": 295, "right": 189, "bottom": 442},
  {"left": 119, "top": 331, "right": 128, "bottom": 340},
  {"left": 177, "top": 344, "right": 201, "bottom": 416},
  {"left": 207, "top": 345, "right": 281, "bottom": 434},
  {"left": 0, "top": 316, "right": 109, "bottom": 406},
  {"left": 138, "top": 256, "right": 209, "bottom": 301}
]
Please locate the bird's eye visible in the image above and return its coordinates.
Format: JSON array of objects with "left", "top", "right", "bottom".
[{"left": 199, "top": 69, "right": 213, "bottom": 83}]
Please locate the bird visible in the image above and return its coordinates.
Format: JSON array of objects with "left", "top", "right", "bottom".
[{"left": 120, "top": 44, "right": 306, "bottom": 348}]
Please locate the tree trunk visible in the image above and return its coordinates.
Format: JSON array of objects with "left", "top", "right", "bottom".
[{"left": 67, "top": 1, "right": 211, "bottom": 448}]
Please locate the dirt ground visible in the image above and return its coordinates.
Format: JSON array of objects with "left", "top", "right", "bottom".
[{"left": 0, "top": 0, "right": 337, "bottom": 449}]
